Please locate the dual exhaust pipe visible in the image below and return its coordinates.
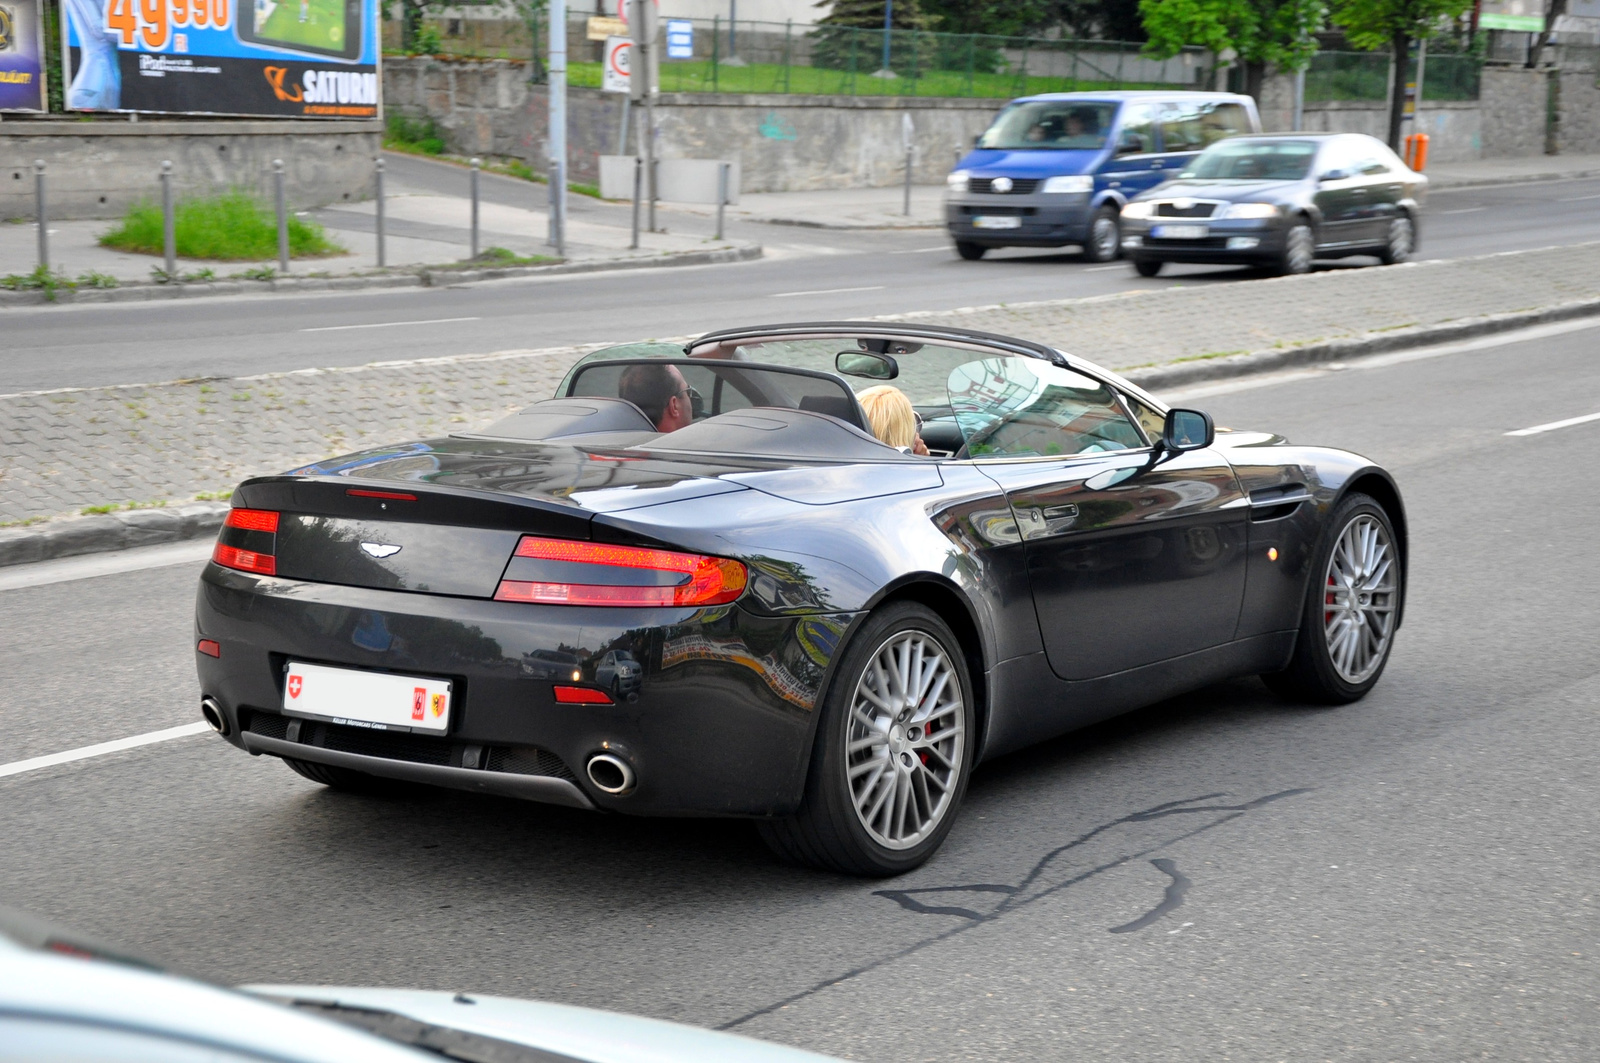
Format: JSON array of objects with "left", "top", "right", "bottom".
[{"left": 585, "top": 752, "right": 636, "bottom": 795}]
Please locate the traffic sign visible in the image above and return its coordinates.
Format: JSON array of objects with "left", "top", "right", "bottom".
[{"left": 603, "top": 35, "right": 631, "bottom": 93}]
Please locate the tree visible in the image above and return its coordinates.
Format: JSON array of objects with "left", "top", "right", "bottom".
[
  {"left": 1139, "top": 0, "right": 1324, "bottom": 101},
  {"left": 1331, "top": 0, "right": 1472, "bottom": 149},
  {"left": 810, "top": 0, "right": 934, "bottom": 72}
]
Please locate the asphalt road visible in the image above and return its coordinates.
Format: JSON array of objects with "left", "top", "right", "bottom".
[
  {"left": 3, "top": 319, "right": 1598, "bottom": 1060},
  {"left": 4, "top": 168, "right": 1600, "bottom": 393}
]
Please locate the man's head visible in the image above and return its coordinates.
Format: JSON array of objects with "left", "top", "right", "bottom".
[{"left": 619, "top": 363, "right": 695, "bottom": 433}]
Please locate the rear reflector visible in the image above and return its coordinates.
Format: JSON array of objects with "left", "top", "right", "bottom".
[
  {"left": 553, "top": 685, "right": 614, "bottom": 705},
  {"left": 213, "top": 543, "right": 277, "bottom": 576},
  {"left": 496, "top": 536, "right": 747, "bottom": 607},
  {"left": 224, "top": 508, "right": 279, "bottom": 532},
  {"left": 347, "top": 489, "right": 418, "bottom": 502},
  {"left": 196, "top": 639, "right": 221, "bottom": 658}
]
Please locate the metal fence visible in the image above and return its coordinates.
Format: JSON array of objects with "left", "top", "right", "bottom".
[{"left": 1304, "top": 49, "right": 1482, "bottom": 103}]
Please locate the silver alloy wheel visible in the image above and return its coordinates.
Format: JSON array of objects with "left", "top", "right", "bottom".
[
  {"left": 846, "top": 631, "right": 966, "bottom": 850},
  {"left": 1091, "top": 213, "right": 1119, "bottom": 260},
  {"left": 1284, "top": 225, "right": 1314, "bottom": 273},
  {"left": 1387, "top": 216, "right": 1414, "bottom": 262},
  {"left": 1322, "top": 514, "right": 1398, "bottom": 684}
]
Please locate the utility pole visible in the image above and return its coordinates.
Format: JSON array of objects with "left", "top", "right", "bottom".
[
  {"left": 548, "top": 0, "right": 568, "bottom": 255},
  {"left": 629, "top": 0, "right": 659, "bottom": 232}
]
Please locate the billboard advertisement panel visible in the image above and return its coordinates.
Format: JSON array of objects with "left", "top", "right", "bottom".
[
  {"left": 60, "top": 0, "right": 379, "bottom": 117},
  {"left": 0, "top": 0, "right": 48, "bottom": 111}
]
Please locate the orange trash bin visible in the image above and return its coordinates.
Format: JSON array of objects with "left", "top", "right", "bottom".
[{"left": 1404, "top": 133, "right": 1430, "bottom": 172}]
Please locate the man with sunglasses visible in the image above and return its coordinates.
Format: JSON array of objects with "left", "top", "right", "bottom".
[{"left": 619, "top": 363, "right": 697, "bottom": 434}]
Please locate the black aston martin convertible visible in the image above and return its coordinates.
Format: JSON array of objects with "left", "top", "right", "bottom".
[{"left": 195, "top": 322, "right": 1405, "bottom": 875}]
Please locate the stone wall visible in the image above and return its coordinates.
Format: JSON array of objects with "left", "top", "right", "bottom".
[
  {"left": 0, "top": 120, "right": 381, "bottom": 221},
  {"left": 1555, "top": 58, "right": 1600, "bottom": 153},
  {"left": 1480, "top": 66, "right": 1550, "bottom": 158}
]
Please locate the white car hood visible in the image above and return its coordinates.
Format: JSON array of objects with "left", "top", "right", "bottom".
[{"left": 243, "top": 985, "right": 845, "bottom": 1063}]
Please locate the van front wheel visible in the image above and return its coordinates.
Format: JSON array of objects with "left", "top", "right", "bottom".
[{"left": 1083, "top": 206, "right": 1120, "bottom": 263}]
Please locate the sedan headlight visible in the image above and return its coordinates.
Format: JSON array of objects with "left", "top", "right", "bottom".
[
  {"left": 947, "top": 170, "right": 970, "bottom": 192},
  {"left": 1040, "top": 175, "right": 1093, "bottom": 194},
  {"left": 1121, "top": 201, "right": 1155, "bottom": 220},
  {"left": 1222, "top": 202, "right": 1281, "bottom": 220}
]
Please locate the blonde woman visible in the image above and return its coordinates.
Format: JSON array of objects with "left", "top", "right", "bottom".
[{"left": 857, "top": 385, "right": 929, "bottom": 455}]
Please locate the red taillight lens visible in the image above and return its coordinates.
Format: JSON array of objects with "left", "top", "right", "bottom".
[
  {"left": 495, "top": 536, "right": 747, "bottom": 607},
  {"left": 196, "top": 639, "right": 221, "bottom": 658},
  {"left": 347, "top": 489, "right": 418, "bottom": 501},
  {"left": 224, "top": 508, "right": 279, "bottom": 532},
  {"left": 553, "top": 685, "right": 614, "bottom": 705},
  {"left": 213, "top": 543, "right": 276, "bottom": 575}
]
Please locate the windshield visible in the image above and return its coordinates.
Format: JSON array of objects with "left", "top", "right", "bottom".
[
  {"left": 1184, "top": 139, "right": 1317, "bottom": 181},
  {"left": 946, "top": 357, "right": 1144, "bottom": 458},
  {"left": 977, "top": 101, "right": 1117, "bottom": 150}
]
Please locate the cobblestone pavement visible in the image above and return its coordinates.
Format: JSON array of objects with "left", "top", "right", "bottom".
[{"left": 3, "top": 241, "right": 1598, "bottom": 526}]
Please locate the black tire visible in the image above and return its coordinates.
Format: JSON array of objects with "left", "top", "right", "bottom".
[
  {"left": 1133, "top": 258, "right": 1163, "bottom": 277},
  {"left": 1263, "top": 492, "right": 1402, "bottom": 705},
  {"left": 1378, "top": 213, "right": 1415, "bottom": 265},
  {"left": 1275, "top": 220, "right": 1315, "bottom": 276},
  {"left": 759, "top": 602, "right": 976, "bottom": 876},
  {"left": 954, "top": 241, "right": 987, "bottom": 261},
  {"left": 284, "top": 757, "right": 418, "bottom": 796},
  {"left": 1083, "top": 205, "right": 1120, "bottom": 262}
]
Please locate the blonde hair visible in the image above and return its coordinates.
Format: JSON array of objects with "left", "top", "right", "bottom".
[{"left": 857, "top": 385, "right": 917, "bottom": 449}]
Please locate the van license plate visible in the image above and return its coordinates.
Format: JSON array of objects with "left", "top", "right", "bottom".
[
  {"left": 1152, "top": 224, "right": 1207, "bottom": 239},
  {"left": 283, "top": 661, "right": 452, "bottom": 734},
  {"left": 972, "top": 216, "right": 1022, "bottom": 230}
]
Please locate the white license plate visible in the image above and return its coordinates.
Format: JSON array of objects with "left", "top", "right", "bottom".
[
  {"left": 971, "top": 215, "right": 1022, "bottom": 230},
  {"left": 283, "top": 661, "right": 453, "bottom": 734},
  {"left": 1152, "top": 224, "right": 1208, "bottom": 239}
]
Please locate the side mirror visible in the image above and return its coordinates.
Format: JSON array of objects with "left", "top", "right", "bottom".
[
  {"left": 973, "top": 134, "right": 983, "bottom": 148},
  {"left": 1162, "top": 408, "right": 1214, "bottom": 452},
  {"left": 836, "top": 351, "right": 899, "bottom": 380}
]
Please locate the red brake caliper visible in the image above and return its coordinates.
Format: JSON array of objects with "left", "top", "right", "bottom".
[{"left": 1325, "top": 575, "right": 1337, "bottom": 625}]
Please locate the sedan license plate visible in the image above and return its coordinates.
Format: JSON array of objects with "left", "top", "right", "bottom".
[
  {"left": 971, "top": 215, "right": 1022, "bottom": 230},
  {"left": 1151, "top": 223, "right": 1208, "bottom": 239},
  {"left": 283, "top": 661, "right": 453, "bottom": 734}
]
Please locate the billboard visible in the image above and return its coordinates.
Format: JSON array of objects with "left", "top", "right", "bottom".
[
  {"left": 0, "top": 0, "right": 48, "bottom": 112},
  {"left": 60, "top": 0, "right": 379, "bottom": 117}
]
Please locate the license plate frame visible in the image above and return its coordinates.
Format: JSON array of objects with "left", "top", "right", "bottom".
[
  {"left": 971, "top": 215, "right": 1023, "bottom": 230},
  {"left": 283, "top": 661, "right": 453, "bottom": 734},
  {"left": 1151, "top": 223, "right": 1208, "bottom": 240}
]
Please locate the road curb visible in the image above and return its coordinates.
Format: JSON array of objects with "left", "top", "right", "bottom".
[
  {"left": 0, "top": 502, "right": 229, "bottom": 570},
  {"left": 1428, "top": 167, "right": 1600, "bottom": 191},
  {"left": 0, "top": 244, "right": 762, "bottom": 308},
  {"left": 1120, "top": 296, "right": 1600, "bottom": 391}
]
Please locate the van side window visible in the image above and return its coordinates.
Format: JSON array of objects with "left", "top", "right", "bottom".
[
  {"left": 1197, "top": 102, "right": 1251, "bottom": 145},
  {"left": 1160, "top": 103, "right": 1206, "bottom": 153},
  {"left": 1115, "top": 104, "right": 1159, "bottom": 157}
]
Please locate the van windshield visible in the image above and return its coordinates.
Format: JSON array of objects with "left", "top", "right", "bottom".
[{"left": 977, "top": 101, "right": 1117, "bottom": 150}]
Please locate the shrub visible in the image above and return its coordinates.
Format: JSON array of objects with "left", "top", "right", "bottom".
[{"left": 99, "top": 193, "right": 345, "bottom": 261}]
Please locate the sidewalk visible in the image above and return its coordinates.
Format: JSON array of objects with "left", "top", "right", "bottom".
[{"left": 3, "top": 239, "right": 1597, "bottom": 549}]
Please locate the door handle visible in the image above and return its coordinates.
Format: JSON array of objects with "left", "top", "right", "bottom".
[
  {"left": 1042, "top": 504, "right": 1079, "bottom": 519},
  {"left": 1151, "top": 161, "right": 1163, "bottom": 168}
]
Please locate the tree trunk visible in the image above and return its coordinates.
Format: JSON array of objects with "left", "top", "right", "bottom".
[
  {"left": 1529, "top": 0, "right": 1568, "bottom": 67},
  {"left": 1244, "top": 59, "right": 1266, "bottom": 105},
  {"left": 1387, "top": 32, "right": 1410, "bottom": 152}
]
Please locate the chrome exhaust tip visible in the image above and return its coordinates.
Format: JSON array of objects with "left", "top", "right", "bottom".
[
  {"left": 200, "top": 697, "right": 229, "bottom": 736},
  {"left": 585, "top": 753, "right": 636, "bottom": 795}
]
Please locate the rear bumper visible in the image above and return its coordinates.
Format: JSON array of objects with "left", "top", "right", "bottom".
[
  {"left": 945, "top": 192, "right": 1093, "bottom": 247},
  {"left": 195, "top": 563, "right": 858, "bottom": 817}
]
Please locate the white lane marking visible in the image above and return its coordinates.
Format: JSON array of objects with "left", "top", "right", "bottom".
[
  {"left": 0, "top": 540, "right": 214, "bottom": 593},
  {"left": 1084, "top": 264, "right": 1128, "bottom": 272},
  {"left": 1437, "top": 206, "right": 1486, "bottom": 214},
  {"left": 300, "top": 316, "right": 481, "bottom": 333},
  {"left": 1505, "top": 411, "right": 1600, "bottom": 436},
  {"left": 1164, "top": 315, "right": 1600, "bottom": 402},
  {"left": 769, "top": 285, "right": 886, "bottom": 298},
  {"left": 0, "top": 722, "right": 211, "bottom": 781},
  {"left": 1558, "top": 192, "right": 1600, "bottom": 202},
  {"left": 888, "top": 246, "right": 950, "bottom": 255}
]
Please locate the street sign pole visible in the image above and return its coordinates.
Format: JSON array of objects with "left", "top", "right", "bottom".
[
  {"left": 548, "top": 0, "right": 568, "bottom": 255},
  {"left": 628, "top": 0, "right": 659, "bottom": 233}
]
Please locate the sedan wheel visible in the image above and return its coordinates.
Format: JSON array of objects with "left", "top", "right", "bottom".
[
  {"left": 1264, "top": 493, "right": 1401, "bottom": 704},
  {"left": 954, "top": 241, "right": 987, "bottom": 261},
  {"left": 759, "top": 602, "right": 974, "bottom": 875},
  {"left": 1379, "top": 215, "right": 1414, "bottom": 265},
  {"left": 1277, "top": 222, "right": 1315, "bottom": 276},
  {"left": 1083, "top": 206, "right": 1120, "bottom": 262}
]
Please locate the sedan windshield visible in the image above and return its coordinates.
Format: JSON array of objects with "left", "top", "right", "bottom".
[
  {"left": 1185, "top": 139, "right": 1318, "bottom": 181},
  {"left": 977, "top": 101, "right": 1118, "bottom": 150}
]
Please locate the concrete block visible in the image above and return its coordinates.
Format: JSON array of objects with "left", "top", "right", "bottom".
[
  {"left": 39, "top": 515, "right": 127, "bottom": 560},
  {"left": 0, "top": 527, "right": 47, "bottom": 567},
  {"left": 175, "top": 503, "right": 229, "bottom": 539},
  {"left": 115, "top": 508, "right": 183, "bottom": 547}
]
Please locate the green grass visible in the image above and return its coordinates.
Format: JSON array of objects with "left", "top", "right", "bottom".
[
  {"left": 1, "top": 265, "right": 77, "bottom": 300},
  {"left": 100, "top": 193, "right": 346, "bottom": 262},
  {"left": 385, "top": 114, "right": 445, "bottom": 155}
]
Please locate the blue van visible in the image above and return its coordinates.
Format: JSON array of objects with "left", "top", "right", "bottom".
[{"left": 945, "top": 91, "right": 1261, "bottom": 262}]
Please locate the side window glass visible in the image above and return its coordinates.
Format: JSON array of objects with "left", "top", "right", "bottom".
[
  {"left": 1319, "top": 139, "right": 1360, "bottom": 178},
  {"left": 1122, "top": 394, "right": 1166, "bottom": 445},
  {"left": 1114, "top": 104, "right": 1158, "bottom": 157},
  {"left": 947, "top": 358, "right": 1144, "bottom": 459},
  {"left": 1197, "top": 102, "right": 1251, "bottom": 145},
  {"left": 1358, "top": 153, "right": 1391, "bottom": 176},
  {"left": 1159, "top": 103, "right": 1205, "bottom": 153}
]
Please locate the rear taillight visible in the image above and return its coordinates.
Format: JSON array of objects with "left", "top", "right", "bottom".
[
  {"left": 213, "top": 508, "right": 279, "bottom": 576},
  {"left": 495, "top": 536, "right": 747, "bottom": 607}
]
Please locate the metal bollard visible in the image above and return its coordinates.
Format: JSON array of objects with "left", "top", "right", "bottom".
[
  {"left": 160, "top": 161, "right": 176, "bottom": 279},
  {"left": 715, "top": 161, "right": 729, "bottom": 241},
  {"left": 374, "top": 158, "right": 386, "bottom": 269},
  {"left": 33, "top": 161, "right": 47, "bottom": 271},
  {"left": 273, "top": 159, "right": 288, "bottom": 275},
  {"left": 630, "top": 156, "right": 642, "bottom": 251},
  {"left": 469, "top": 157, "right": 481, "bottom": 261}
]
